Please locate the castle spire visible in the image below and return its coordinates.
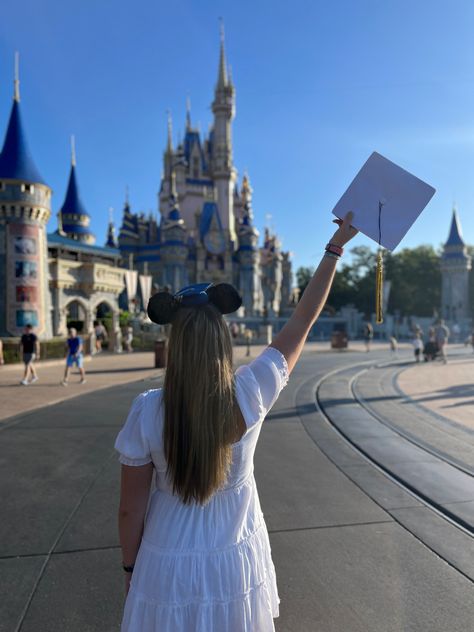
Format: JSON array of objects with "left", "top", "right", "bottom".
[
  {"left": 216, "top": 19, "right": 228, "bottom": 90},
  {"left": 0, "top": 54, "right": 46, "bottom": 184},
  {"left": 186, "top": 96, "right": 191, "bottom": 130},
  {"left": 166, "top": 110, "right": 173, "bottom": 153},
  {"left": 14, "top": 52, "right": 20, "bottom": 103},
  {"left": 445, "top": 207, "right": 465, "bottom": 247},
  {"left": 59, "top": 139, "right": 95, "bottom": 244},
  {"left": 106, "top": 206, "right": 117, "bottom": 248},
  {"left": 70, "top": 134, "right": 76, "bottom": 166}
]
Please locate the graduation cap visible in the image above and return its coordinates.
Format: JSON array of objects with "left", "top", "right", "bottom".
[{"left": 332, "top": 152, "right": 436, "bottom": 323}]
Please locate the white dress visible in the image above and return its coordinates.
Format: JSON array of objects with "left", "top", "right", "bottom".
[{"left": 115, "top": 346, "right": 289, "bottom": 632}]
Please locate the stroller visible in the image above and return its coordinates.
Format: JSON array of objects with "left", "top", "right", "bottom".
[{"left": 423, "top": 340, "right": 439, "bottom": 361}]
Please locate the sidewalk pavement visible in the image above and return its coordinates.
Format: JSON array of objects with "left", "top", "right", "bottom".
[
  {"left": 0, "top": 344, "right": 269, "bottom": 423},
  {"left": 0, "top": 340, "right": 395, "bottom": 423},
  {"left": 397, "top": 345, "right": 474, "bottom": 430},
  {"left": 2, "top": 348, "right": 472, "bottom": 632}
]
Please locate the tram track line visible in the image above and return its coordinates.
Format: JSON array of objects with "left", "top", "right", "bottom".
[{"left": 314, "top": 362, "right": 474, "bottom": 538}]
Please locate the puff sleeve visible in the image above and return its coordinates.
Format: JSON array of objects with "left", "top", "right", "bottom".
[
  {"left": 236, "top": 346, "right": 289, "bottom": 424},
  {"left": 114, "top": 392, "right": 152, "bottom": 466}
]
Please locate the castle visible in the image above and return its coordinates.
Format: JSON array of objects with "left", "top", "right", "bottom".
[
  {"left": 114, "top": 33, "right": 292, "bottom": 318},
  {"left": 0, "top": 37, "right": 292, "bottom": 344}
]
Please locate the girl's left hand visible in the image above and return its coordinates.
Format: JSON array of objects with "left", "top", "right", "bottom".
[{"left": 331, "top": 211, "right": 358, "bottom": 247}]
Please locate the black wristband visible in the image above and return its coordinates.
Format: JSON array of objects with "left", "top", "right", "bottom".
[{"left": 122, "top": 564, "right": 134, "bottom": 573}]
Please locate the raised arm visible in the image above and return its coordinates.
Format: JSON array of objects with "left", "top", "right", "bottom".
[{"left": 271, "top": 212, "right": 357, "bottom": 374}]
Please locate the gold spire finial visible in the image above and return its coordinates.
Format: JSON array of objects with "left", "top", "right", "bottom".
[
  {"left": 125, "top": 185, "right": 129, "bottom": 205},
  {"left": 108, "top": 206, "right": 114, "bottom": 224},
  {"left": 70, "top": 135, "right": 76, "bottom": 166},
  {"left": 186, "top": 96, "right": 191, "bottom": 130},
  {"left": 14, "top": 52, "right": 20, "bottom": 102},
  {"left": 219, "top": 17, "right": 225, "bottom": 44},
  {"left": 167, "top": 109, "right": 173, "bottom": 151}
]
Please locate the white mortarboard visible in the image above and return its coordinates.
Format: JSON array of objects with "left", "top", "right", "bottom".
[{"left": 332, "top": 152, "right": 436, "bottom": 251}]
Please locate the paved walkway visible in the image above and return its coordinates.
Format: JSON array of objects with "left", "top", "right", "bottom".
[
  {"left": 0, "top": 344, "right": 271, "bottom": 423},
  {"left": 1, "top": 345, "right": 473, "bottom": 631},
  {"left": 398, "top": 346, "right": 474, "bottom": 430},
  {"left": 0, "top": 340, "right": 393, "bottom": 423}
]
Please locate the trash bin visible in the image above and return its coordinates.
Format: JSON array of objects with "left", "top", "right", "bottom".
[
  {"left": 154, "top": 339, "right": 168, "bottom": 368},
  {"left": 331, "top": 325, "right": 348, "bottom": 349}
]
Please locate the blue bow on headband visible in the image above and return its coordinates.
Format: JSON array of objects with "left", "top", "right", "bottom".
[{"left": 174, "top": 283, "right": 213, "bottom": 307}]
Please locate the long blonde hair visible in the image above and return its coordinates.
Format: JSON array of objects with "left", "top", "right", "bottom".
[{"left": 163, "top": 304, "right": 237, "bottom": 504}]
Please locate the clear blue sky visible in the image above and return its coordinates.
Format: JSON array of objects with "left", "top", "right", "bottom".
[{"left": 1, "top": 0, "right": 473, "bottom": 272}]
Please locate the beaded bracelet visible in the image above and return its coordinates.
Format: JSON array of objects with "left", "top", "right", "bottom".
[
  {"left": 325, "top": 243, "right": 344, "bottom": 256},
  {"left": 324, "top": 251, "right": 340, "bottom": 260},
  {"left": 122, "top": 564, "right": 135, "bottom": 573}
]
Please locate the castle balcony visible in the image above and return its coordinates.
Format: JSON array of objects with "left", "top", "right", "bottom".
[{"left": 49, "top": 259, "right": 125, "bottom": 296}]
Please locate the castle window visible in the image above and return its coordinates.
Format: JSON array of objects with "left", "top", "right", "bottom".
[{"left": 21, "top": 183, "right": 34, "bottom": 194}]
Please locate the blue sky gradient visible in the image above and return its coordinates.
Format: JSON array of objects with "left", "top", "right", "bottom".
[{"left": 1, "top": 0, "right": 473, "bottom": 271}]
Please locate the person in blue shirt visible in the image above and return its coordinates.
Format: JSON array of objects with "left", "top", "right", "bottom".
[{"left": 61, "top": 327, "right": 86, "bottom": 386}]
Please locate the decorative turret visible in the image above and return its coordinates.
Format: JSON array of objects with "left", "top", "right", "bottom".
[
  {"left": 0, "top": 53, "right": 52, "bottom": 337},
  {"left": 160, "top": 170, "right": 188, "bottom": 292},
  {"left": 58, "top": 137, "right": 95, "bottom": 244},
  {"left": 236, "top": 174, "right": 261, "bottom": 316},
  {"left": 440, "top": 208, "right": 471, "bottom": 324},
  {"left": 106, "top": 207, "right": 118, "bottom": 248},
  {"left": 211, "top": 24, "right": 237, "bottom": 241},
  {"left": 119, "top": 189, "right": 139, "bottom": 244}
]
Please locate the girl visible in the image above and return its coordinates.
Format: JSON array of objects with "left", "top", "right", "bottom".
[{"left": 115, "top": 212, "right": 357, "bottom": 631}]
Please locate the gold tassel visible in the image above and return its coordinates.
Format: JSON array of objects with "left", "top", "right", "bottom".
[{"left": 375, "top": 249, "right": 384, "bottom": 324}]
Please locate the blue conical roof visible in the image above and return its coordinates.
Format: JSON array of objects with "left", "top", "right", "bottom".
[
  {"left": 446, "top": 209, "right": 464, "bottom": 247},
  {"left": 59, "top": 164, "right": 90, "bottom": 217},
  {"left": 0, "top": 100, "right": 46, "bottom": 184}
]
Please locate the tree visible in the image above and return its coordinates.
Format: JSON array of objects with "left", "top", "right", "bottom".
[
  {"left": 303, "top": 244, "right": 442, "bottom": 318},
  {"left": 296, "top": 266, "right": 314, "bottom": 297},
  {"left": 384, "top": 246, "right": 441, "bottom": 316}
]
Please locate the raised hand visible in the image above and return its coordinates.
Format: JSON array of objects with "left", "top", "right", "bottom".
[{"left": 331, "top": 211, "right": 358, "bottom": 247}]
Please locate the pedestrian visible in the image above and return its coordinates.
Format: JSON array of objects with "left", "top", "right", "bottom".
[
  {"left": 0, "top": 338, "right": 4, "bottom": 365},
  {"left": 363, "top": 322, "right": 373, "bottom": 352},
  {"left": 94, "top": 320, "right": 108, "bottom": 353},
  {"left": 412, "top": 332, "right": 423, "bottom": 362},
  {"left": 389, "top": 336, "right": 398, "bottom": 358},
  {"left": 230, "top": 321, "right": 239, "bottom": 341},
  {"left": 61, "top": 328, "right": 86, "bottom": 385},
  {"left": 19, "top": 324, "right": 39, "bottom": 385},
  {"left": 123, "top": 325, "right": 133, "bottom": 353},
  {"left": 244, "top": 327, "right": 253, "bottom": 356},
  {"left": 115, "top": 212, "right": 357, "bottom": 631},
  {"left": 434, "top": 319, "right": 450, "bottom": 364}
]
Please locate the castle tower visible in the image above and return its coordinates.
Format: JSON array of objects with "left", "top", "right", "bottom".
[
  {"left": 440, "top": 208, "right": 471, "bottom": 325},
  {"left": 160, "top": 171, "right": 188, "bottom": 291},
  {"left": 58, "top": 137, "right": 95, "bottom": 244},
  {"left": 0, "top": 56, "right": 53, "bottom": 338},
  {"left": 211, "top": 26, "right": 237, "bottom": 243},
  {"left": 236, "top": 174, "right": 262, "bottom": 315}
]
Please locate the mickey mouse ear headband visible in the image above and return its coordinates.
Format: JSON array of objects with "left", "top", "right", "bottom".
[{"left": 147, "top": 283, "right": 242, "bottom": 325}]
